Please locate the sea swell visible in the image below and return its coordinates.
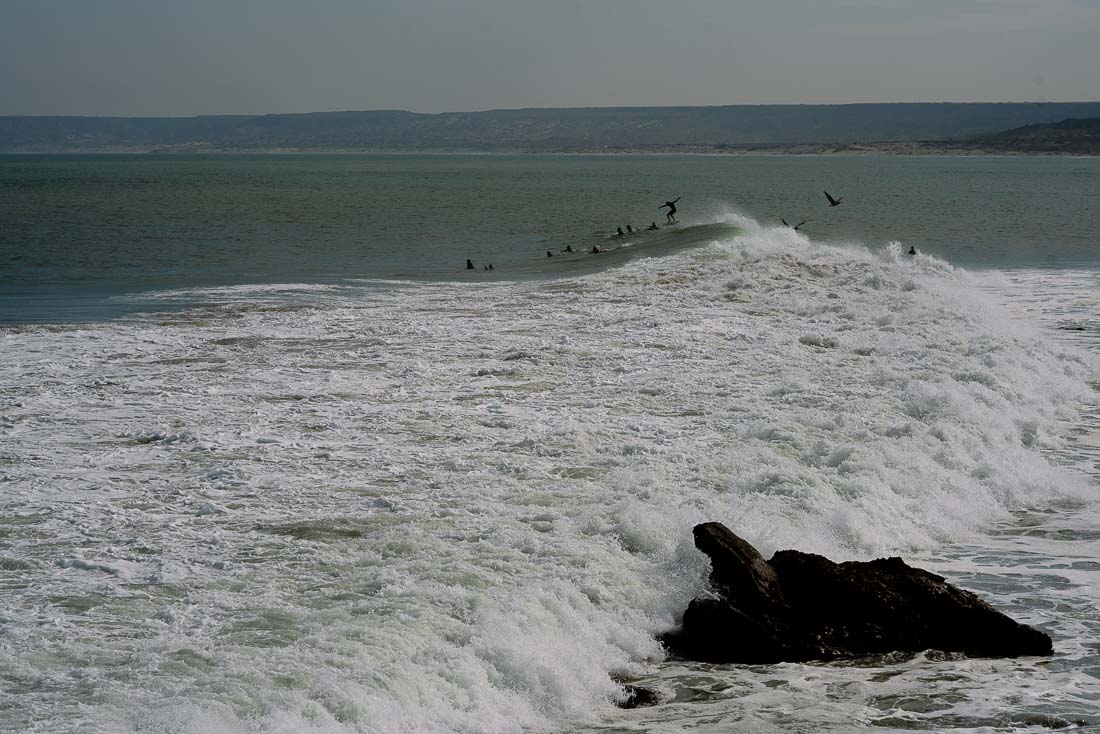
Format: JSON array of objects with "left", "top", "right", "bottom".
[{"left": 0, "top": 215, "right": 1097, "bottom": 732}]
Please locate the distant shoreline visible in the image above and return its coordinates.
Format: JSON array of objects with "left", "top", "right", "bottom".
[
  {"left": 5, "top": 103, "right": 1098, "bottom": 156},
  {"left": 2, "top": 143, "right": 1097, "bottom": 156}
]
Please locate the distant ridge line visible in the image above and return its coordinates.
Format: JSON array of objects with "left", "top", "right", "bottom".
[
  {"left": 9, "top": 100, "right": 1100, "bottom": 118},
  {"left": 4, "top": 102, "right": 1100, "bottom": 153}
]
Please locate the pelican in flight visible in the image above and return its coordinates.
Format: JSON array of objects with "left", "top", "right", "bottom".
[
  {"left": 781, "top": 218, "right": 808, "bottom": 231},
  {"left": 824, "top": 190, "right": 844, "bottom": 207}
]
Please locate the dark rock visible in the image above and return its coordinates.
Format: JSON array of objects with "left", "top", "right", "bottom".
[
  {"left": 615, "top": 684, "right": 661, "bottom": 709},
  {"left": 694, "top": 522, "right": 781, "bottom": 611},
  {"left": 661, "top": 522, "right": 1053, "bottom": 664}
]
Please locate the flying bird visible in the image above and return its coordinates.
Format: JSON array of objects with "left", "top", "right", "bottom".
[
  {"left": 781, "top": 218, "right": 808, "bottom": 231},
  {"left": 823, "top": 190, "right": 844, "bottom": 207}
]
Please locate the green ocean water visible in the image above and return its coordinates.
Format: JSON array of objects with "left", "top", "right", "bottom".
[
  {"left": 4, "top": 152, "right": 1100, "bottom": 734},
  {"left": 1, "top": 153, "right": 1098, "bottom": 323}
]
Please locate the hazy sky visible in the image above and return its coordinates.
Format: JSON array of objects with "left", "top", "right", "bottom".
[{"left": 3, "top": 0, "right": 1099, "bottom": 116}]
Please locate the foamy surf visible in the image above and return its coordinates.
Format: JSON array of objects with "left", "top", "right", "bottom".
[{"left": 1, "top": 214, "right": 1098, "bottom": 733}]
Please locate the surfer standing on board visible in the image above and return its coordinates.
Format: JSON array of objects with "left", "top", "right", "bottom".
[{"left": 660, "top": 197, "right": 681, "bottom": 224}]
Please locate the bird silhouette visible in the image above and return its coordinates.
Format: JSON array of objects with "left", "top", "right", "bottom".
[
  {"left": 781, "top": 218, "right": 808, "bottom": 231},
  {"left": 824, "top": 190, "right": 844, "bottom": 207}
]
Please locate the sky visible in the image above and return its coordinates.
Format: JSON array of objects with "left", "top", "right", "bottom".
[{"left": 2, "top": 0, "right": 1099, "bottom": 117}]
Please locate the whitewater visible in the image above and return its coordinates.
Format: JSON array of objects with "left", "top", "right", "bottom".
[{"left": 2, "top": 215, "right": 1099, "bottom": 733}]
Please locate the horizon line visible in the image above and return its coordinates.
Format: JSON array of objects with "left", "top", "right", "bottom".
[{"left": 4, "top": 100, "right": 1100, "bottom": 120}]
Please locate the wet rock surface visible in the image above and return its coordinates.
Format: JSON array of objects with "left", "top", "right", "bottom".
[{"left": 661, "top": 522, "right": 1053, "bottom": 664}]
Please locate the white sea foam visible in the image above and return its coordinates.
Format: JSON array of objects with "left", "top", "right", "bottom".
[{"left": 1, "top": 216, "right": 1098, "bottom": 732}]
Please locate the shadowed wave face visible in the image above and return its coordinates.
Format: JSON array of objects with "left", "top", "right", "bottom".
[{"left": 484, "top": 221, "right": 745, "bottom": 279}]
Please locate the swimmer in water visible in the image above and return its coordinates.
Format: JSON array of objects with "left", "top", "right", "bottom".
[
  {"left": 591, "top": 245, "right": 602, "bottom": 254},
  {"left": 615, "top": 227, "right": 624, "bottom": 237},
  {"left": 646, "top": 221, "right": 659, "bottom": 231},
  {"left": 466, "top": 258, "right": 475, "bottom": 270}
]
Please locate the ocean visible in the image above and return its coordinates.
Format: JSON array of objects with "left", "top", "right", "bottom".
[{"left": 1, "top": 153, "right": 1099, "bottom": 733}]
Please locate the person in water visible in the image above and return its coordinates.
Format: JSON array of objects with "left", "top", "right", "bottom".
[
  {"left": 488, "top": 263, "right": 494, "bottom": 270},
  {"left": 908, "top": 246, "right": 917, "bottom": 256},
  {"left": 615, "top": 227, "right": 625, "bottom": 237},
  {"left": 466, "top": 258, "right": 475, "bottom": 270},
  {"left": 659, "top": 197, "right": 680, "bottom": 223},
  {"left": 562, "top": 245, "right": 574, "bottom": 253},
  {"left": 646, "top": 221, "right": 659, "bottom": 231},
  {"left": 591, "top": 245, "right": 602, "bottom": 254},
  {"left": 626, "top": 224, "right": 634, "bottom": 233},
  {"left": 547, "top": 250, "right": 554, "bottom": 257}
]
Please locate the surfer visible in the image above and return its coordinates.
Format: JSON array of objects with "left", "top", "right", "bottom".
[
  {"left": 591, "top": 245, "right": 602, "bottom": 254},
  {"left": 466, "top": 258, "right": 475, "bottom": 270},
  {"left": 626, "top": 224, "right": 634, "bottom": 233},
  {"left": 562, "top": 245, "right": 574, "bottom": 253},
  {"left": 547, "top": 250, "right": 554, "bottom": 257},
  {"left": 615, "top": 227, "right": 625, "bottom": 237},
  {"left": 908, "top": 246, "right": 917, "bottom": 256},
  {"left": 660, "top": 197, "right": 680, "bottom": 223},
  {"left": 646, "top": 222, "right": 659, "bottom": 231}
]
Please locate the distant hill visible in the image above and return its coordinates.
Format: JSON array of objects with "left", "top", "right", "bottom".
[
  {"left": 963, "top": 116, "right": 1100, "bottom": 153},
  {"left": 4, "top": 103, "right": 1100, "bottom": 153},
  {"left": 845, "top": 116, "right": 1100, "bottom": 155}
]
